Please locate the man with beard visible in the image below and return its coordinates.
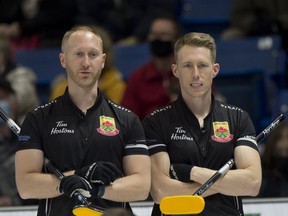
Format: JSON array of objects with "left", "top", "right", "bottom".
[{"left": 15, "top": 26, "right": 151, "bottom": 216}]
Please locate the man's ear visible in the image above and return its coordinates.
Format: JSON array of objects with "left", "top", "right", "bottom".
[
  {"left": 172, "top": 64, "right": 179, "bottom": 78},
  {"left": 102, "top": 53, "right": 106, "bottom": 69},
  {"left": 212, "top": 63, "right": 220, "bottom": 78},
  {"left": 59, "top": 53, "right": 66, "bottom": 68}
]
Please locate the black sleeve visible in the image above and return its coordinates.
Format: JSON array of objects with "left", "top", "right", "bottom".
[{"left": 142, "top": 114, "right": 167, "bottom": 155}]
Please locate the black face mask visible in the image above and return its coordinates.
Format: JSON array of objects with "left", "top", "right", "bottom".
[
  {"left": 149, "top": 39, "right": 174, "bottom": 58},
  {"left": 271, "top": 156, "right": 288, "bottom": 176}
]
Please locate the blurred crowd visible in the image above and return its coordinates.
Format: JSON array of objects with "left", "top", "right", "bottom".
[{"left": 0, "top": 0, "right": 177, "bottom": 50}]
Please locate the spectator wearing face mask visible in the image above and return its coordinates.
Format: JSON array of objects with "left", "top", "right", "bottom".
[
  {"left": 259, "top": 121, "right": 288, "bottom": 197},
  {"left": 121, "top": 14, "right": 182, "bottom": 120}
]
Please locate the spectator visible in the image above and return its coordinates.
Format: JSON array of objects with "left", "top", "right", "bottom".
[
  {"left": 0, "top": 0, "right": 76, "bottom": 49},
  {"left": 221, "top": 0, "right": 288, "bottom": 51},
  {"left": 0, "top": 0, "right": 40, "bottom": 50},
  {"left": 49, "top": 25, "right": 126, "bottom": 104},
  {"left": 122, "top": 0, "right": 177, "bottom": 44},
  {"left": 259, "top": 121, "right": 288, "bottom": 197},
  {"left": 74, "top": 0, "right": 177, "bottom": 44},
  {"left": 0, "top": 78, "right": 21, "bottom": 206},
  {"left": 121, "top": 14, "right": 182, "bottom": 120},
  {"left": 0, "top": 34, "right": 39, "bottom": 125}
]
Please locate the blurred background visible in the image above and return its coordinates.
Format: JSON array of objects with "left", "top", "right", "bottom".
[{"left": 0, "top": 0, "right": 288, "bottom": 214}]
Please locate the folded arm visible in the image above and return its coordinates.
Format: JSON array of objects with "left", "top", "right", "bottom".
[
  {"left": 150, "top": 151, "right": 218, "bottom": 204},
  {"left": 15, "top": 149, "right": 68, "bottom": 199},
  {"left": 192, "top": 146, "right": 262, "bottom": 197},
  {"left": 102, "top": 154, "right": 151, "bottom": 202}
]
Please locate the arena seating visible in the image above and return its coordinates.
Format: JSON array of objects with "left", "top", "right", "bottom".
[
  {"left": 113, "top": 43, "right": 151, "bottom": 80},
  {"left": 178, "top": 0, "right": 232, "bottom": 24},
  {"left": 217, "top": 35, "right": 286, "bottom": 89},
  {"left": 15, "top": 48, "right": 63, "bottom": 103},
  {"left": 15, "top": 48, "right": 63, "bottom": 85},
  {"left": 176, "top": 0, "right": 233, "bottom": 37}
]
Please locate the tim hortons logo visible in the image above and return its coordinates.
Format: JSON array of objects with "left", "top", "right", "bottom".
[{"left": 171, "top": 127, "right": 193, "bottom": 141}]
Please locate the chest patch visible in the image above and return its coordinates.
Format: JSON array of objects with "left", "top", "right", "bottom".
[
  {"left": 97, "top": 115, "right": 119, "bottom": 136},
  {"left": 211, "top": 121, "right": 233, "bottom": 143}
]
